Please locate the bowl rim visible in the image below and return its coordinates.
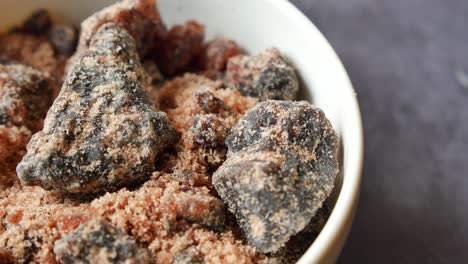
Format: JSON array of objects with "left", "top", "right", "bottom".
[{"left": 268, "top": 1, "right": 364, "bottom": 263}]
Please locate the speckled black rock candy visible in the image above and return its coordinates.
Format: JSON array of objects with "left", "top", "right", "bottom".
[
  {"left": 213, "top": 100, "right": 338, "bottom": 252},
  {"left": 54, "top": 218, "right": 149, "bottom": 263},
  {"left": 0, "top": 64, "right": 54, "bottom": 132},
  {"left": 48, "top": 25, "right": 78, "bottom": 56},
  {"left": 173, "top": 247, "right": 204, "bottom": 264},
  {"left": 175, "top": 189, "right": 226, "bottom": 231},
  {"left": 225, "top": 48, "right": 299, "bottom": 101},
  {"left": 191, "top": 114, "right": 229, "bottom": 148},
  {"left": 269, "top": 200, "right": 333, "bottom": 263},
  {"left": 16, "top": 23, "right": 178, "bottom": 195},
  {"left": 78, "top": 0, "right": 166, "bottom": 57},
  {"left": 195, "top": 89, "right": 224, "bottom": 114},
  {"left": 19, "top": 9, "right": 52, "bottom": 35}
]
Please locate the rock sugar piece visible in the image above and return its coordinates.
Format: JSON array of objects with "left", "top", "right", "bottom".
[
  {"left": 269, "top": 200, "right": 333, "bottom": 262},
  {"left": 225, "top": 48, "right": 299, "bottom": 101},
  {"left": 191, "top": 114, "right": 229, "bottom": 149},
  {"left": 173, "top": 247, "right": 204, "bottom": 264},
  {"left": 0, "top": 33, "right": 58, "bottom": 75},
  {"left": 17, "top": 9, "right": 53, "bottom": 35},
  {"left": 197, "top": 37, "right": 243, "bottom": 72},
  {"left": 0, "top": 64, "right": 55, "bottom": 132},
  {"left": 78, "top": 0, "right": 165, "bottom": 57},
  {"left": 0, "top": 64, "right": 55, "bottom": 185},
  {"left": 16, "top": 23, "right": 178, "bottom": 194},
  {"left": 213, "top": 100, "right": 339, "bottom": 252},
  {"left": 54, "top": 218, "right": 149, "bottom": 264},
  {"left": 0, "top": 9, "right": 76, "bottom": 95},
  {"left": 48, "top": 25, "right": 79, "bottom": 56},
  {"left": 173, "top": 183, "right": 226, "bottom": 230},
  {"left": 152, "top": 20, "right": 205, "bottom": 76}
]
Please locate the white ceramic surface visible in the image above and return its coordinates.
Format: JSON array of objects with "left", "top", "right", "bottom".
[{"left": 1, "top": 0, "right": 364, "bottom": 263}]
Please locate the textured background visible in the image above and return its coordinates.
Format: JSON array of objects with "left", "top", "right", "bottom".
[{"left": 289, "top": 0, "right": 468, "bottom": 263}]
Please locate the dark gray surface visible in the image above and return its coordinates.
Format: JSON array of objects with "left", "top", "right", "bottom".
[{"left": 289, "top": 0, "right": 468, "bottom": 263}]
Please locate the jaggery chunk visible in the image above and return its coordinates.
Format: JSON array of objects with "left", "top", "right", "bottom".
[
  {"left": 173, "top": 182, "right": 226, "bottom": 231},
  {"left": 54, "top": 218, "right": 149, "bottom": 264},
  {"left": 195, "top": 89, "right": 225, "bottom": 114},
  {"left": 0, "top": 64, "right": 54, "bottom": 132},
  {"left": 269, "top": 200, "right": 332, "bottom": 262},
  {"left": 0, "top": 33, "right": 58, "bottom": 75},
  {"left": 191, "top": 114, "right": 229, "bottom": 148},
  {"left": 78, "top": 0, "right": 165, "bottom": 57},
  {"left": 48, "top": 25, "right": 78, "bottom": 56},
  {"left": 0, "top": 248, "right": 15, "bottom": 263},
  {"left": 18, "top": 9, "right": 52, "bottom": 35},
  {"left": 143, "top": 60, "right": 164, "bottom": 86},
  {"left": 16, "top": 23, "right": 178, "bottom": 194},
  {"left": 213, "top": 101, "right": 339, "bottom": 252},
  {"left": 197, "top": 37, "right": 243, "bottom": 72},
  {"left": 153, "top": 21, "right": 205, "bottom": 76},
  {"left": 173, "top": 247, "right": 203, "bottom": 264},
  {"left": 0, "top": 10, "right": 74, "bottom": 94},
  {"left": 0, "top": 64, "right": 55, "bottom": 185},
  {"left": 225, "top": 48, "right": 299, "bottom": 101},
  {"left": 226, "top": 101, "right": 338, "bottom": 158}
]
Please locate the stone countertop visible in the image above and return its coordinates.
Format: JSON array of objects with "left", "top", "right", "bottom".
[{"left": 290, "top": 0, "right": 468, "bottom": 263}]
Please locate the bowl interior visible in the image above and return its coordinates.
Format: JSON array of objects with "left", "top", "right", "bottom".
[{"left": 1, "top": 0, "right": 363, "bottom": 263}]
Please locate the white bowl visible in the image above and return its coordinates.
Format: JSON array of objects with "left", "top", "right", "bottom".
[{"left": 1, "top": 0, "right": 364, "bottom": 263}]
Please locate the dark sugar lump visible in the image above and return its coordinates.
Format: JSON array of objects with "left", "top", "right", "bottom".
[
  {"left": 0, "top": 64, "right": 54, "bottom": 132},
  {"left": 197, "top": 37, "right": 243, "bottom": 72},
  {"left": 194, "top": 89, "right": 225, "bottom": 114},
  {"left": 54, "top": 218, "right": 149, "bottom": 263},
  {"left": 173, "top": 247, "right": 204, "bottom": 264},
  {"left": 190, "top": 114, "right": 229, "bottom": 148},
  {"left": 225, "top": 48, "right": 299, "bottom": 101},
  {"left": 152, "top": 20, "right": 205, "bottom": 76},
  {"left": 48, "top": 25, "right": 79, "bottom": 56},
  {"left": 0, "top": 64, "right": 55, "bottom": 185},
  {"left": 16, "top": 23, "right": 178, "bottom": 195},
  {"left": 78, "top": 0, "right": 166, "bottom": 57},
  {"left": 227, "top": 100, "right": 338, "bottom": 163},
  {"left": 18, "top": 9, "right": 52, "bottom": 35},
  {"left": 213, "top": 100, "right": 338, "bottom": 252}
]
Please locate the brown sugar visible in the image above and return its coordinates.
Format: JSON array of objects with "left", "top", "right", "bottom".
[
  {"left": 0, "top": 175, "right": 268, "bottom": 263},
  {"left": 0, "top": 126, "right": 31, "bottom": 187}
]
